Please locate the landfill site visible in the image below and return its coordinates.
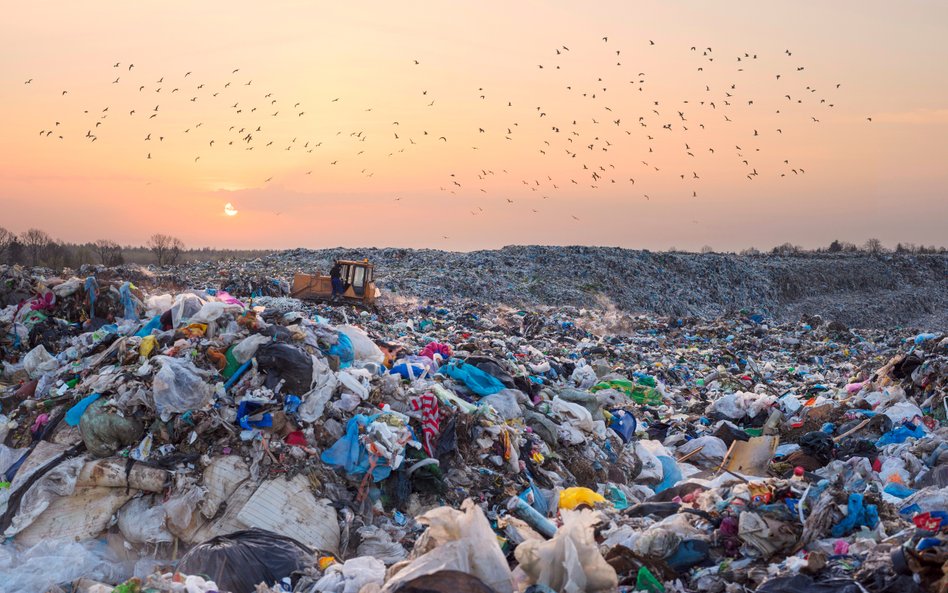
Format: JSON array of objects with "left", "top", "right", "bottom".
[{"left": 0, "top": 248, "right": 945, "bottom": 593}]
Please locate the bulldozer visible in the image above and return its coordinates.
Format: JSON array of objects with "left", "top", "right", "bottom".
[{"left": 290, "top": 259, "right": 381, "bottom": 308}]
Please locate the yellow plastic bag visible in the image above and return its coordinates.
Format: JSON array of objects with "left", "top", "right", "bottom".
[
  {"left": 140, "top": 335, "right": 157, "bottom": 358},
  {"left": 558, "top": 487, "right": 607, "bottom": 510}
]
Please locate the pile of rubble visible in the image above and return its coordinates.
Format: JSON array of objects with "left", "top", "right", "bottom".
[{"left": 1, "top": 262, "right": 947, "bottom": 593}]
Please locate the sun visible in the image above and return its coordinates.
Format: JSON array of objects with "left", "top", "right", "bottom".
[{"left": 224, "top": 202, "right": 239, "bottom": 216}]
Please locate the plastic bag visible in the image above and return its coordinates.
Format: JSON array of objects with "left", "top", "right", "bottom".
[
  {"left": 232, "top": 334, "right": 271, "bottom": 364},
  {"left": 177, "top": 529, "right": 314, "bottom": 593},
  {"left": 145, "top": 294, "right": 174, "bottom": 316},
  {"left": 514, "top": 509, "right": 618, "bottom": 593},
  {"left": 380, "top": 499, "right": 514, "bottom": 593},
  {"left": 169, "top": 293, "right": 205, "bottom": 328},
  {"left": 256, "top": 342, "right": 314, "bottom": 394},
  {"left": 338, "top": 325, "right": 384, "bottom": 364},
  {"left": 570, "top": 365, "right": 598, "bottom": 389},
  {"left": 22, "top": 345, "right": 58, "bottom": 379},
  {"left": 299, "top": 355, "right": 340, "bottom": 422},
  {"left": 882, "top": 401, "right": 923, "bottom": 424},
  {"left": 337, "top": 368, "right": 370, "bottom": 400},
  {"left": 0, "top": 539, "right": 130, "bottom": 593},
  {"left": 632, "top": 441, "right": 664, "bottom": 483},
  {"left": 356, "top": 525, "right": 408, "bottom": 565},
  {"left": 559, "top": 487, "right": 607, "bottom": 510},
  {"left": 117, "top": 495, "right": 172, "bottom": 544},
  {"left": 439, "top": 360, "right": 506, "bottom": 396},
  {"left": 152, "top": 356, "right": 214, "bottom": 418},
  {"left": 313, "top": 556, "right": 386, "bottom": 593},
  {"left": 676, "top": 436, "right": 728, "bottom": 468},
  {"left": 327, "top": 331, "right": 355, "bottom": 368},
  {"left": 321, "top": 414, "right": 394, "bottom": 482},
  {"left": 79, "top": 400, "right": 145, "bottom": 457},
  {"left": 190, "top": 301, "right": 236, "bottom": 324}
]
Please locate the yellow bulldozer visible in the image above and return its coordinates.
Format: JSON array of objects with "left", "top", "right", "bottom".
[{"left": 291, "top": 259, "right": 381, "bottom": 308}]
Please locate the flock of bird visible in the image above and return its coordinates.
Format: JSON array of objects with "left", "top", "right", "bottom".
[{"left": 26, "top": 36, "right": 870, "bottom": 224}]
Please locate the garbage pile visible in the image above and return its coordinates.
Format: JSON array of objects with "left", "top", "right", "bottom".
[
  {"left": 1, "top": 262, "right": 948, "bottom": 593},
  {"left": 158, "top": 246, "right": 948, "bottom": 329}
]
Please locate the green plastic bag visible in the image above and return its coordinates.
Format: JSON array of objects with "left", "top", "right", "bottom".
[
  {"left": 636, "top": 566, "right": 665, "bottom": 593},
  {"left": 591, "top": 379, "right": 663, "bottom": 405}
]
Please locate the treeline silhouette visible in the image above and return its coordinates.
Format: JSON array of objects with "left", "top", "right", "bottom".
[{"left": 0, "top": 227, "right": 272, "bottom": 270}]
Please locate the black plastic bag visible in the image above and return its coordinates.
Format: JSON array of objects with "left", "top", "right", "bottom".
[
  {"left": 255, "top": 343, "right": 313, "bottom": 394},
  {"left": 394, "top": 570, "right": 497, "bottom": 593},
  {"left": 799, "top": 431, "right": 835, "bottom": 466},
  {"left": 756, "top": 575, "right": 864, "bottom": 593},
  {"left": 177, "top": 529, "right": 313, "bottom": 593}
]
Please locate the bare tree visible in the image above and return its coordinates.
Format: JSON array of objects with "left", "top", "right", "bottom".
[
  {"left": 864, "top": 238, "right": 884, "bottom": 253},
  {"left": 0, "top": 226, "right": 14, "bottom": 261},
  {"left": 147, "top": 233, "right": 171, "bottom": 266},
  {"left": 20, "top": 228, "right": 51, "bottom": 266},
  {"left": 700, "top": 245, "right": 714, "bottom": 254},
  {"left": 168, "top": 237, "right": 185, "bottom": 265},
  {"left": 93, "top": 239, "right": 124, "bottom": 266}
]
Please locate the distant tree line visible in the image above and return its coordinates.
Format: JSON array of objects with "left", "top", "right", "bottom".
[
  {"left": 696, "top": 238, "right": 946, "bottom": 256},
  {"left": 0, "top": 226, "right": 273, "bottom": 270}
]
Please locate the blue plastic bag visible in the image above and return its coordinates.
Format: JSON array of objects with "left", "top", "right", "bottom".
[
  {"left": 321, "top": 414, "right": 393, "bottom": 482},
  {"left": 135, "top": 315, "right": 162, "bottom": 338},
  {"left": 883, "top": 482, "right": 916, "bottom": 499},
  {"left": 438, "top": 360, "right": 505, "bottom": 396},
  {"left": 389, "top": 363, "right": 429, "bottom": 380},
  {"left": 236, "top": 401, "right": 272, "bottom": 430},
  {"left": 831, "top": 493, "right": 879, "bottom": 537},
  {"left": 326, "top": 331, "right": 354, "bottom": 368},
  {"left": 654, "top": 455, "right": 682, "bottom": 493},
  {"left": 119, "top": 282, "right": 139, "bottom": 321},
  {"left": 65, "top": 393, "right": 102, "bottom": 426},
  {"left": 877, "top": 424, "right": 927, "bottom": 446}
]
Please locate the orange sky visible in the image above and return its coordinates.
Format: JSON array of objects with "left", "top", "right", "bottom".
[{"left": 2, "top": 1, "right": 946, "bottom": 251}]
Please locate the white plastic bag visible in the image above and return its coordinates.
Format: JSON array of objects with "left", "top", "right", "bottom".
[
  {"left": 145, "top": 294, "right": 174, "bottom": 316},
  {"left": 632, "top": 441, "right": 664, "bottom": 483},
  {"left": 299, "top": 356, "right": 340, "bottom": 422},
  {"left": 23, "top": 345, "right": 58, "bottom": 379},
  {"left": 117, "top": 495, "right": 172, "bottom": 543},
  {"left": 314, "top": 556, "right": 386, "bottom": 593},
  {"left": 380, "top": 499, "right": 514, "bottom": 593},
  {"left": 190, "top": 301, "right": 238, "bottom": 324},
  {"left": 170, "top": 293, "right": 206, "bottom": 328},
  {"left": 882, "top": 401, "right": 923, "bottom": 424},
  {"left": 676, "top": 436, "right": 729, "bottom": 467},
  {"left": 570, "top": 365, "right": 598, "bottom": 389},
  {"left": 152, "top": 356, "right": 213, "bottom": 418},
  {"left": 338, "top": 325, "right": 385, "bottom": 364},
  {"left": 515, "top": 509, "right": 618, "bottom": 593},
  {"left": 232, "top": 334, "right": 271, "bottom": 364},
  {"left": 337, "top": 368, "right": 371, "bottom": 400}
]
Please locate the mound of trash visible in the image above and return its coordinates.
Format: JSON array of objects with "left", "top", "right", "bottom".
[
  {"left": 156, "top": 247, "right": 948, "bottom": 330},
  {"left": 1, "top": 263, "right": 947, "bottom": 593}
]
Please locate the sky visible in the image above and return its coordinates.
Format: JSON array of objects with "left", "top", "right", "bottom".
[{"left": 2, "top": 1, "right": 946, "bottom": 252}]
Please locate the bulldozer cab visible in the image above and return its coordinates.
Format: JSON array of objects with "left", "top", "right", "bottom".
[
  {"left": 335, "top": 260, "right": 373, "bottom": 298},
  {"left": 291, "top": 259, "right": 380, "bottom": 306}
]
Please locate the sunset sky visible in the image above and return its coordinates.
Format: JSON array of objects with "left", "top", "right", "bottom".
[{"left": 2, "top": 1, "right": 946, "bottom": 251}]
